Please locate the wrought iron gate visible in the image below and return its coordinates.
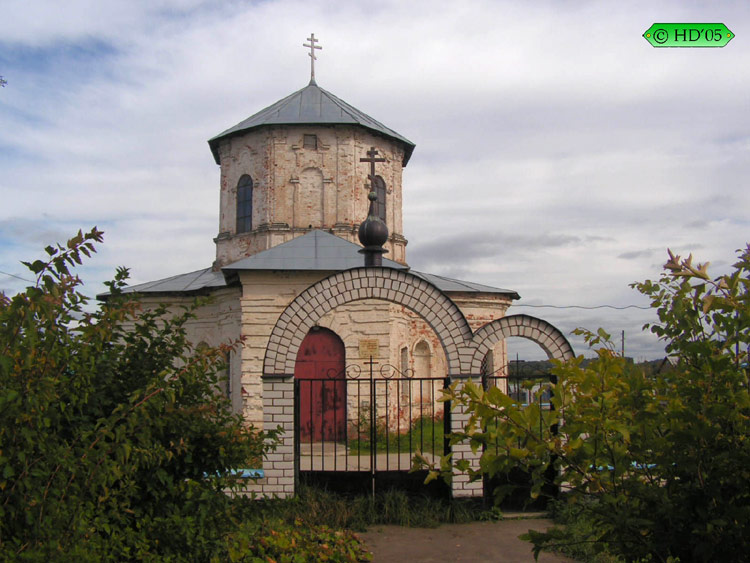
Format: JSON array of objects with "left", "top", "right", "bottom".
[
  {"left": 294, "top": 360, "right": 450, "bottom": 496},
  {"left": 481, "top": 365, "right": 557, "bottom": 508}
]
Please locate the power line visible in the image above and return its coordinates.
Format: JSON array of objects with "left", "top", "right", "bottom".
[
  {"left": 0, "top": 270, "right": 35, "bottom": 284},
  {"left": 0, "top": 268, "right": 653, "bottom": 311},
  {"left": 513, "top": 303, "right": 651, "bottom": 311}
]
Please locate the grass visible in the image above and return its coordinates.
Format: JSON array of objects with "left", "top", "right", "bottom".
[
  {"left": 234, "top": 484, "right": 497, "bottom": 533},
  {"left": 348, "top": 414, "right": 445, "bottom": 455}
]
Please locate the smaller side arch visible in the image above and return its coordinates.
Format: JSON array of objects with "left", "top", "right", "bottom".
[{"left": 470, "top": 314, "right": 574, "bottom": 373}]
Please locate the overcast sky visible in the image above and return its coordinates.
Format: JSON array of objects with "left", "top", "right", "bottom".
[{"left": 2, "top": 0, "right": 748, "bottom": 361}]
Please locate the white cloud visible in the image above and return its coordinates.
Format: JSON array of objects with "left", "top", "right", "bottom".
[{"left": 2, "top": 0, "right": 748, "bottom": 359}]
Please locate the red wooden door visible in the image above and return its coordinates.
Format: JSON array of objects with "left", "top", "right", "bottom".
[{"left": 295, "top": 328, "right": 346, "bottom": 442}]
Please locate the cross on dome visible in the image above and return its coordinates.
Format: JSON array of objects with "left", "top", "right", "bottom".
[
  {"left": 359, "top": 147, "right": 386, "bottom": 193},
  {"left": 303, "top": 33, "right": 322, "bottom": 83}
]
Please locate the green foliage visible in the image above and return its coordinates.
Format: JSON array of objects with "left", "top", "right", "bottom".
[
  {"left": 0, "top": 228, "right": 277, "bottom": 561},
  {"left": 240, "top": 484, "right": 482, "bottom": 532},
  {"left": 219, "top": 518, "right": 370, "bottom": 563},
  {"left": 430, "top": 246, "right": 750, "bottom": 562}
]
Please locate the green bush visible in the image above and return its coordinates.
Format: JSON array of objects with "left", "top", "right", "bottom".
[
  {"left": 0, "top": 229, "right": 276, "bottom": 561},
  {"left": 432, "top": 246, "right": 750, "bottom": 562},
  {"left": 219, "top": 518, "right": 370, "bottom": 563},
  {"left": 234, "top": 485, "right": 483, "bottom": 533}
]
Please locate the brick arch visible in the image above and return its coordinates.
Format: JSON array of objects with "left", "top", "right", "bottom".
[
  {"left": 470, "top": 314, "right": 574, "bottom": 372},
  {"left": 263, "top": 267, "right": 473, "bottom": 375}
]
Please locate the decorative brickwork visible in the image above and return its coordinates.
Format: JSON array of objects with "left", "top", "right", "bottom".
[
  {"left": 238, "top": 376, "right": 296, "bottom": 498},
  {"left": 469, "top": 314, "right": 575, "bottom": 371},
  {"left": 264, "top": 271, "right": 573, "bottom": 379},
  {"left": 263, "top": 267, "right": 473, "bottom": 376},
  {"left": 214, "top": 126, "right": 409, "bottom": 267},
  {"left": 449, "top": 376, "right": 485, "bottom": 498},
  {"left": 259, "top": 267, "right": 574, "bottom": 499}
]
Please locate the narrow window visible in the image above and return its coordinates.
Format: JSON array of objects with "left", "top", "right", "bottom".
[
  {"left": 414, "top": 340, "right": 432, "bottom": 403},
  {"left": 374, "top": 175, "right": 386, "bottom": 222},
  {"left": 236, "top": 174, "right": 253, "bottom": 233},
  {"left": 400, "top": 346, "right": 409, "bottom": 398},
  {"left": 303, "top": 134, "right": 318, "bottom": 150}
]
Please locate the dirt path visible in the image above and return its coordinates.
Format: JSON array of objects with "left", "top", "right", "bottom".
[{"left": 359, "top": 518, "right": 576, "bottom": 563}]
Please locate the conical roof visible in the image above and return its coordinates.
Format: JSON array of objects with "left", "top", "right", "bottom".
[{"left": 208, "top": 80, "right": 415, "bottom": 166}]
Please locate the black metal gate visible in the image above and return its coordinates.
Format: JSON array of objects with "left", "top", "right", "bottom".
[
  {"left": 482, "top": 365, "right": 557, "bottom": 509},
  {"left": 294, "top": 360, "right": 450, "bottom": 496}
]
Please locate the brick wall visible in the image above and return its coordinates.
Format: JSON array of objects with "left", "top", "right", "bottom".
[
  {"left": 448, "top": 376, "right": 484, "bottom": 498},
  {"left": 237, "top": 376, "right": 295, "bottom": 498},
  {"left": 214, "top": 125, "right": 408, "bottom": 268}
]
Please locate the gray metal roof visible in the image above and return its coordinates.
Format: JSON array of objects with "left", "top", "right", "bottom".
[
  {"left": 222, "top": 230, "right": 408, "bottom": 272},
  {"left": 208, "top": 81, "right": 415, "bottom": 166},
  {"left": 410, "top": 271, "right": 520, "bottom": 299},
  {"left": 108, "top": 231, "right": 518, "bottom": 300},
  {"left": 117, "top": 268, "right": 227, "bottom": 295}
]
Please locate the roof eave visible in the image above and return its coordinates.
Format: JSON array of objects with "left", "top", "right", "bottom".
[{"left": 208, "top": 123, "right": 414, "bottom": 166}]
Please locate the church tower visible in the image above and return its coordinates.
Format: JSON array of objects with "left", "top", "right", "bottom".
[{"left": 208, "top": 36, "right": 415, "bottom": 269}]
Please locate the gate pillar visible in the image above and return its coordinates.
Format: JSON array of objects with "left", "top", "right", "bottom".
[
  {"left": 239, "top": 374, "right": 296, "bottom": 498},
  {"left": 449, "top": 375, "right": 484, "bottom": 499}
]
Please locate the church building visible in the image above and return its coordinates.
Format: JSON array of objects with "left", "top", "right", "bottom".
[
  {"left": 125, "top": 43, "right": 521, "bottom": 425},
  {"left": 119, "top": 36, "right": 574, "bottom": 497}
]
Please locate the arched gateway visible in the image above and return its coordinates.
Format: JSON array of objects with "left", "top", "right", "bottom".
[
  {"left": 264, "top": 267, "right": 574, "bottom": 376},
  {"left": 254, "top": 267, "right": 574, "bottom": 500},
  {"left": 116, "top": 38, "right": 577, "bottom": 502}
]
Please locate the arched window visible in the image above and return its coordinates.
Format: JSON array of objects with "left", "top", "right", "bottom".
[
  {"left": 373, "top": 175, "right": 386, "bottom": 222},
  {"left": 414, "top": 340, "right": 432, "bottom": 402},
  {"left": 236, "top": 174, "right": 253, "bottom": 233}
]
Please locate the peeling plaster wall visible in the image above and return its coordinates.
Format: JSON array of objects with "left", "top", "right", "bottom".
[
  {"left": 126, "top": 276, "right": 515, "bottom": 430},
  {"left": 237, "top": 270, "right": 329, "bottom": 427},
  {"left": 237, "top": 269, "right": 512, "bottom": 425},
  {"left": 214, "top": 125, "right": 408, "bottom": 268},
  {"left": 450, "top": 292, "right": 512, "bottom": 376}
]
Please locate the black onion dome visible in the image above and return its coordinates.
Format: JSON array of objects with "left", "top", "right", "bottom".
[{"left": 358, "top": 192, "right": 389, "bottom": 250}]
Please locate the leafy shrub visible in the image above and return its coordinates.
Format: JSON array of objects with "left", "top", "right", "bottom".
[
  {"left": 0, "top": 229, "right": 276, "bottom": 561},
  {"left": 432, "top": 246, "right": 750, "bottom": 562},
  {"left": 219, "top": 518, "right": 371, "bottom": 563}
]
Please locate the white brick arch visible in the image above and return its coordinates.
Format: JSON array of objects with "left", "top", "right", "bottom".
[
  {"left": 263, "top": 267, "right": 473, "bottom": 375},
  {"left": 470, "top": 314, "right": 574, "bottom": 372}
]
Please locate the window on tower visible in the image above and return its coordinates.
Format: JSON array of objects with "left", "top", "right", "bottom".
[
  {"left": 303, "top": 134, "right": 318, "bottom": 150},
  {"left": 374, "top": 175, "right": 386, "bottom": 222},
  {"left": 236, "top": 174, "right": 253, "bottom": 234}
]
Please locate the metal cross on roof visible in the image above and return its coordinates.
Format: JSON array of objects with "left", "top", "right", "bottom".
[
  {"left": 303, "top": 33, "right": 322, "bottom": 83},
  {"left": 360, "top": 147, "right": 386, "bottom": 192}
]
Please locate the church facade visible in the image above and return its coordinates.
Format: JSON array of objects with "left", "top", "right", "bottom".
[
  {"left": 120, "top": 61, "right": 574, "bottom": 497},
  {"left": 126, "top": 77, "right": 523, "bottom": 426}
]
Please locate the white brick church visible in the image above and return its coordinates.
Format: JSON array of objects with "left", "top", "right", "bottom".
[{"left": 120, "top": 37, "right": 572, "bottom": 458}]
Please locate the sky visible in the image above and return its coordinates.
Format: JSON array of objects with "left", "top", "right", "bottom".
[{"left": 1, "top": 0, "right": 749, "bottom": 361}]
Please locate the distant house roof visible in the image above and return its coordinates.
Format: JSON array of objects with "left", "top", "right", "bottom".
[
  {"left": 208, "top": 80, "right": 415, "bottom": 166},
  {"left": 112, "top": 230, "right": 518, "bottom": 300}
]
